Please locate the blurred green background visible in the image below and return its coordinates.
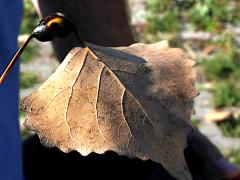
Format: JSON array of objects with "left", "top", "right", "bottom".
[{"left": 19, "top": 0, "right": 240, "bottom": 165}]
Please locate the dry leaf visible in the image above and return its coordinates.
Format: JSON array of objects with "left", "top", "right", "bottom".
[{"left": 21, "top": 42, "right": 197, "bottom": 180}]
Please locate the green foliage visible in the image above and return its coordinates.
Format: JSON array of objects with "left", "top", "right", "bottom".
[
  {"left": 202, "top": 54, "right": 235, "bottom": 80},
  {"left": 191, "top": 118, "right": 200, "bottom": 127},
  {"left": 20, "top": 72, "right": 38, "bottom": 89},
  {"left": 145, "top": 0, "right": 240, "bottom": 39},
  {"left": 144, "top": 0, "right": 240, "bottom": 58},
  {"left": 20, "top": 0, "right": 38, "bottom": 34},
  {"left": 218, "top": 116, "right": 240, "bottom": 138},
  {"left": 188, "top": 2, "right": 220, "bottom": 31},
  {"left": 20, "top": 42, "right": 37, "bottom": 63},
  {"left": 200, "top": 32, "right": 240, "bottom": 107},
  {"left": 188, "top": 0, "right": 240, "bottom": 32},
  {"left": 146, "top": 0, "right": 180, "bottom": 33},
  {"left": 213, "top": 81, "right": 240, "bottom": 107},
  {"left": 213, "top": 82, "right": 234, "bottom": 107},
  {"left": 146, "top": 0, "right": 174, "bottom": 13},
  {"left": 227, "top": 148, "right": 240, "bottom": 165},
  {"left": 147, "top": 11, "right": 180, "bottom": 33},
  {"left": 19, "top": 110, "right": 27, "bottom": 118}
]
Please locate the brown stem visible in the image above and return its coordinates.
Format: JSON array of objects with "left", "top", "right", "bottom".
[
  {"left": 0, "top": 34, "right": 34, "bottom": 85},
  {"left": 74, "top": 29, "right": 86, "bottom": 48}
]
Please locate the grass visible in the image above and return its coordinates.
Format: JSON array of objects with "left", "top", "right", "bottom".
[
  {"left": 212, "top": 82, "right": 240, "bottom": 107},
  {"left": 218, "top": 115, "right": 240, "bottom": 138},
  {"left": 226, "top": 148, "right": 240, "bottom": 165},
  {"left": 202, "top": 54, "right": 236, "bottom": 81},
  {"left": 20, "top": 72, "right": 38, "bottom": 89},
  {"left": 20, "top": 42, "right": 38, "bottom": 63},
  {"left": 191, "top": 118, "right": 200, "bottom": 127},
  {"left": 146, "top": 0, "right": 240, "bottom": 33},
  {"left": 20, "top": 0, "right": 39, "bottom": 34},
  {"left": 199, "top": 32, "right": 240, "bottom": 107}
]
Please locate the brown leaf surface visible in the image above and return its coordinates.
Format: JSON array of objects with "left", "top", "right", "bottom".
[{"left": 21, "top": 42, "right": 197, "bottom": 180}]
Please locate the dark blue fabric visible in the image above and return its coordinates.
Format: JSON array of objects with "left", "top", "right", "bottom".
[{"left": 0, "top": 1, "right": 23, "bottom": 180}]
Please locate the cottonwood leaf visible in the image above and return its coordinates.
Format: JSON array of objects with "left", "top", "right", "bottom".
[{"left": 21, "top": 42, "right": 197, "bottom": 180}]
